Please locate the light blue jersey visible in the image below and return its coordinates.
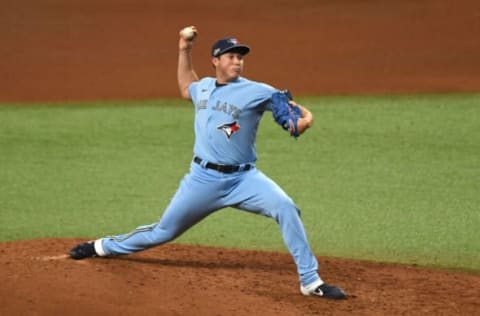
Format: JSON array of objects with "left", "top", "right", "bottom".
[
  {"left": 189, "top": 77, "right": 275, "bottom": 165},
  {"left": 97, "top": 76, "right": 322, "bottom": 288}
]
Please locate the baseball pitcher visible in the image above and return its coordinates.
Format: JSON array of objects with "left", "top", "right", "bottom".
[{"left": 69, "top": 26, "right": 346, "bottom": 300}]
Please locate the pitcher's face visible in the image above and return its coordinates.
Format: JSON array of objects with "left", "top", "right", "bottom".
[{"left": 213, "top": 52, "right": 245, "bottom": 83}]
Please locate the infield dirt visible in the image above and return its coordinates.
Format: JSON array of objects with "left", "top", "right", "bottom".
[
  {"left": 1, "top": 1, "right": 480, "bottom": 315},
  {"left": 1, "top": 239, "right": 479, "bottom": 316}
]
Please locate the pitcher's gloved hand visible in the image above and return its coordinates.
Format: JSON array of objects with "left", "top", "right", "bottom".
[{"left": 271, "top": 90, "right": 302, "bottom": 137}]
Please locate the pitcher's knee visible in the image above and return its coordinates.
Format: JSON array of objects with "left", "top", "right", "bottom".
[
  {"left": 271, "top": 198, "right": 301, "bottom": 220},
  {"left": 284, "top": 205, "right": 301, "bottom": 219},
  {"left": 150, "top": 225, "right": 182, "bottom": 244}
]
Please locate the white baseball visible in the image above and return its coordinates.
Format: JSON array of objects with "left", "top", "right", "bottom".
[{"left": 181, "top": 27, "right": 196, "bottom": 40}]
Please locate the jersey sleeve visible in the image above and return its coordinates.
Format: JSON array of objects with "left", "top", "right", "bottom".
[
  {"left": 188, "top": 77, "right": 215, "bottom": 104},
  {"left": 256, "top": 83, "right": 278, "bottom": 112},
  {"left": 188, "top": 81, "right": 199, "bottom": 103}
]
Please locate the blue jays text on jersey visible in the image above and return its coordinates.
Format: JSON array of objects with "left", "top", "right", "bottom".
[{"left": 196, "top": 99, "right": 242, "bottom": 120}]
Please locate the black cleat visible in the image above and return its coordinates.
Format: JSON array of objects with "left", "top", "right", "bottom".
[
  {"left": 301, "top": 281, "right": 347, "bottom": 300},
  {"left": 69, "top": 242, "right": 97, "bottom": 260}
]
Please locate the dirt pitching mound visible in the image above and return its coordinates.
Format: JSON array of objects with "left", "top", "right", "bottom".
[{"left": 0, "top": 239, "right": 478, "bottom": 315}]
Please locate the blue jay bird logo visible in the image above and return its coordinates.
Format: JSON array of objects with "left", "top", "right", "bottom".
[{"left": 217, "top": 121, "right": 240, "bottom": 139}]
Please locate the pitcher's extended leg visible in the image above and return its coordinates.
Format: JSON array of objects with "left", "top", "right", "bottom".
[
  {"left": 227, "top": 169, "right": 321, "bottom": 286},
  {"left": 98, "top": 164, "right": 226, "bottom": 255}
]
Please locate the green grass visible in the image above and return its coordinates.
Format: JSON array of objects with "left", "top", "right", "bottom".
[{"left": 1, "top": 94, "right": 479, "bottom": 271}]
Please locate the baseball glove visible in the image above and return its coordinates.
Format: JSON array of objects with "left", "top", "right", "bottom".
[{"left": 271, "top": 90, "right": 302, "bottom": 138}]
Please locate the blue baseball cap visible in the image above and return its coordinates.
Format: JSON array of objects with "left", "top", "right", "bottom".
[{"left": 211, "top": 37, "right": 250, "bottom": 57}]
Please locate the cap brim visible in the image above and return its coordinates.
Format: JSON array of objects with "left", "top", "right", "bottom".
[{"left": 217, "top": 45, "right": 250, "bottom": 57}]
